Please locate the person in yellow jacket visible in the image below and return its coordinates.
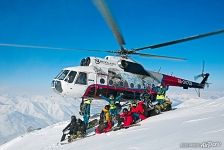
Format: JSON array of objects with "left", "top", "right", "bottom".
[
  {"left": 100, "top": 94, "right": 123, "bottom": 118},
  {"left": 156, "top": 85, "right": 168, "bottom": 105},
  {"left": 99, "top": 105, "right": 111, "bottom": 123},
  {"left": 96, "top": 105, "right": 112, "bottom": 134}
]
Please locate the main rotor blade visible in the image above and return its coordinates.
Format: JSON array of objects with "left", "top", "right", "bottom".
[
  {"left": 134, "top": 29, "right": 224, "bottom": 51},
  {"left": 93, "top": 0, "right": 126, "bottom": 50},
  {"left": 0, "top": 43, "right": 109, "bottom": 53},
  {"left": 133, "top": 52, "right": 186, "bottom": 61}
]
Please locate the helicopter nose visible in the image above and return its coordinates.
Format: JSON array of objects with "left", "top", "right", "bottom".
[{"left": 51, "top": 80, "right": 63, "bottom": 93}]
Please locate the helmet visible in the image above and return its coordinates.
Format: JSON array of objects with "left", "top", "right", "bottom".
[
  {"left": 105, "top": 105, "right": 110, "bottom": 110},
  {"left": 123, "top": 108, "right": 128, "bottom": 113},
  {"left": 109, "top": 94, "right": 114, "bottom": 100},
  {"left": 71, "top": 115, "right": 76, "bottom": 121}
]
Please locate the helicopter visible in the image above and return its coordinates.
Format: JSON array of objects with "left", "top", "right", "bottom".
[
  {"left": 1, "top": 0, "right": 224, "bottom": 99},
  {"left": 50, "top": 0, "right": 223, "bottom": 99}
]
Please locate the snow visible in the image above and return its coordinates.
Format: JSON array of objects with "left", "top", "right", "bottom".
[
  {"left": 0, "top": 93, "right": 106, "bottom": 145},
  {"left": 0, "top": 91, "right": 224, "bottom": 150}
]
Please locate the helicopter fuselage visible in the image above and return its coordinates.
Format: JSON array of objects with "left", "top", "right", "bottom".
[{"left": 51, "top": 56, "right": 207, "bottom": 99}]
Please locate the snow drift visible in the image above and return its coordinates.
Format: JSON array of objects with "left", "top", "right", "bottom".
[{"left": 1, "top": 92, "right": 224, "bottom": 150}]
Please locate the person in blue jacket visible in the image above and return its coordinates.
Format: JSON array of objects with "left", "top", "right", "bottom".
[
  {"left": 80, "top": 96, "right": 93, "bottom": 129},
  {"left": 100, "top": 93, "right": 123, "bottom": 118}
]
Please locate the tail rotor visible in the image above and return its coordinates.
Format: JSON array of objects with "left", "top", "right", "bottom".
[
  {"left": 194, "top": 61, "right": 211, "bottom": 97},
  {"left": 194, "top": 60, "right": 206, "bottom": 81}
]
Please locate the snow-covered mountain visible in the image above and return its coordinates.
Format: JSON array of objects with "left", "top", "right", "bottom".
[
  {"left": 1, "top": 91, "right": 224, "bottom": 150},
  {"left": 0, "top": 93, "right": 106, "bottom": 145}
]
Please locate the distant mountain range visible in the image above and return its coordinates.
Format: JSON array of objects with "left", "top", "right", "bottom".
[{"left": 0, "top": 93, "right": 107, "bottom": 145}]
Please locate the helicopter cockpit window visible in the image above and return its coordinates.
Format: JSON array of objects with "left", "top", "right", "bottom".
[
  {"left": 55, "top": 70, "right": 63, "bottom": 79},
  {"left": 75, "top": 72, "right": 87, "bottom": 85},
  {"left": 57, "top": 70, "right": 69, "bottom": 80},
  {"left": 65, "top": 71, "right": 77, "bottom": 83}
]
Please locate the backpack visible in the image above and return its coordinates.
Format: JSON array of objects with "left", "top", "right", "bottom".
[
  {"left": 99, "top": 111, "right": 105, "bottom": 124},
  {"left": 142, "top": 103, "right": 149, "bottom": 117}
]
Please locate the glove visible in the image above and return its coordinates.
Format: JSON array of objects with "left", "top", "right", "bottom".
[{"left": 79, "top": 111, "right": 83, "bottom": 116}]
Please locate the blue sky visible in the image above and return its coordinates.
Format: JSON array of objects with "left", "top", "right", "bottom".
[{"left": 0, "top": 0, "right": 223, "bottom": 93}]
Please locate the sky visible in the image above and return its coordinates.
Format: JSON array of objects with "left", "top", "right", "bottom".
[{"left": 0, "top": 0, "right": 224, "bottom": 94}]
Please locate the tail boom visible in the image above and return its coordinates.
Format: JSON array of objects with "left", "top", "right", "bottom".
[{"left": 162, "top": 73, "right": 209, "bottom": 89}]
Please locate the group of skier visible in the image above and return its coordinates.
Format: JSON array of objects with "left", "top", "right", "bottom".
[{"left": 61, "top": 84, "right": 172, "bottom": 142}]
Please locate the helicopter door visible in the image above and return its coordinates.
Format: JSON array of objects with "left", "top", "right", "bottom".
[
  {"left": 64, "top": 71, "right": 77, "bottom": 95},
  {"left": 74, "top": 72, "right": 88, "bottom": 96},
  {"left": 87, "top": 73, "right": 95, "bottom": 85}
]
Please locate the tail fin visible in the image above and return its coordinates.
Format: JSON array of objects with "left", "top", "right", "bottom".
[{"left": 194, "top": 73, "right": 210, "bottom": 97}]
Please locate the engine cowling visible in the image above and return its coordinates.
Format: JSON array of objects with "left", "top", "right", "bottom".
[
  {"left": 118, "top": 60, "right": 128, "bottom": 69},
  {"left": 80, "top": 57, "right": 91, "bottom": 66}
]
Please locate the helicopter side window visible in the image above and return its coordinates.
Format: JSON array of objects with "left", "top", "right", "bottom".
[
  {"left": 75, "top": 72, "right": 87, "bottom": 85},
  {"left": 57, "top": 70, "right": 69, "bottom": 80},
  {"left": 65, "top": 71, "right": 77, "bottom": 83}
]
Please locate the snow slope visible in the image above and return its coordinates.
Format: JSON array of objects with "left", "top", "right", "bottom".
[
  {"left": 0, "top": 93, "right": 106, "bottom": 145},
  {"left": 1, "top": 93, "right": 224, "bottom": 150}
]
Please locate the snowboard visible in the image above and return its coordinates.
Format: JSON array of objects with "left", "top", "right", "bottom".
[
  {"left": 59, "top": 133, "right": 96, "bottom": 145},
  {"left": 87, "top": 118, "right": 99, "bottom": 129},
  {"left": 111, "top": 123, "right": 141, "bottom": 131},
  {"left": 89, "top": 113, "right": 100, "bottom": 119}
]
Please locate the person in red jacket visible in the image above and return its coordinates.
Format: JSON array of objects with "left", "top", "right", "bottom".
[
  {"left": 130, "top": 101, "right": 140, "bottom": 123},
  {"left": 117, "top": 108, "right": 133, "bottom": 128},
  {"left": 136, "top": 100, "right": 147, "bottom": 120},
  {"left": 130, "top": 100, "right": 146, "bottom": 122}
]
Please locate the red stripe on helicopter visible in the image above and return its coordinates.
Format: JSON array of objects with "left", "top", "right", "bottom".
[
  {"left": 83, "top": 84, "right": 157, "bottom": 97},
  {"left": 162, "top": 75, "right": 182, "bottom": 86}
]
